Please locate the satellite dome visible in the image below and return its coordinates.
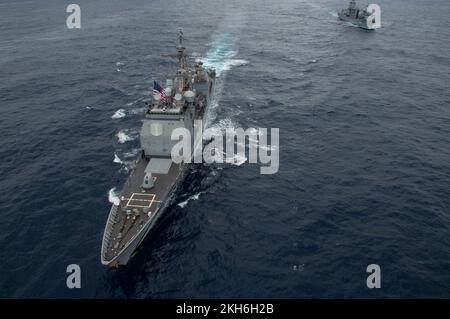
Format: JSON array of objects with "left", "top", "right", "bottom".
[
  {"left": 174, "top": 93, "right": 183, "bottom": 101},
  {"left": 184, "top": 91, "right": 195, "bottom": 103}
]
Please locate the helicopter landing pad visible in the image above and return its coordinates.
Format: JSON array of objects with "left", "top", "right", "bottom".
[{"left": 125, "top": 193, "right": 157, "bottom": 208}]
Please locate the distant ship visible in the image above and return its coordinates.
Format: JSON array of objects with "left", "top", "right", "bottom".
[
  {"left": 338, "top": 1, "right": 381, "bottom": 30},
  {"left": 101, "top": 31, "right": 216, "bottom": 267}
]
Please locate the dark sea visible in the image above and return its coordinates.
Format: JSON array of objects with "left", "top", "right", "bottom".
[{"left": 1, "top": 0, "right": 450, "bottom": 298}]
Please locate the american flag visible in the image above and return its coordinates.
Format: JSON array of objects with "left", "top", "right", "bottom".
[{"left": 153, "top": 80, "right": 166, "bottom": 102}]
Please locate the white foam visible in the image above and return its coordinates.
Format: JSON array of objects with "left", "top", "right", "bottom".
[
  {"left": 108, "top": 188, "right": 120, "bottom": 206},
  {"left": 178, "top": 192, "right": 202, "bottom": 208},
  {"left": 113, "top": 153, "right": 135, "bottom": 172},
  {"left": 123, "top": 148, "right": 140, "bottom": 158},
  {"left": 221, "top": 59, "right": 248, "bottom": 73},
  {"left": 198, "top": 54, "right": 248, "bottom": 77},
  {"left": 209, "top": 118, "right": 237, "bottom": 132},
  {"left": 113, "top": 153, "right": 123, "bottom": 164},
  {"left": 197, "top": 32, "right": 248, "bottom": 125},
  {"left": 112, "top": 109, "right": 126, "bottom": 119},
  {"left": 116, "top": 130, "right": 135, "bottom": 144},
  {"left": 197, "top": 39, "right": 248, "bottom": 77}
]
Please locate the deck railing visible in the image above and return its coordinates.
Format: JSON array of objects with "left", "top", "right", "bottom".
[{"left": 101, "top": 204, "right": 119, "bottom": 261}]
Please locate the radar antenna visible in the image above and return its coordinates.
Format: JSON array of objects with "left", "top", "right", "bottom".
[{"left": 178, "top": 29, "right": 184, "bottom": 47}]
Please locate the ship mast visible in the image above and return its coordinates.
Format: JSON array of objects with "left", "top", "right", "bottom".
[
  {"left": 175, "top": 28, "right": 192, "bottom": 92},
  {"left": 177, "top": 29, "right": 187, "bottom": 71}
]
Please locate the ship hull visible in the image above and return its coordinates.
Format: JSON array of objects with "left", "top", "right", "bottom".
[
  {"left": 101, "top": 163, "right": 187, "bottom": 267},
  {"left": 101, "top": 91, "right": 212, "bottom": 267}
]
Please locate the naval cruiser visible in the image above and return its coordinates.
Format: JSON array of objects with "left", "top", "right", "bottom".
[
  {"left": 101, "top": 31, "right": 216, "bottom": 267},
  {"left": 338, "top": 1, "right": 381, "bottom": 30}
]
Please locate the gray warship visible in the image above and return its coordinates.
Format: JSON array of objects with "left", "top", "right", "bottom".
[
  {"left": 338, "top": 1, "right": 381, "bottom": 30},
  {"left": 101, "top": 31, "right": 216, "bottom": 267}
]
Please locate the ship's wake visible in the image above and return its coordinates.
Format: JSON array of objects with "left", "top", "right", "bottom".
[
  {"left": 205, "top": 118, "right": 247, "bottom": 166},
  {"left": 204, "top": 121, "right": 277, "bottom": 168},
  {"left": 200, "top": 48, "right": 248, "bottom": 78},
  {"left": 198, "top": 33, "right": 248, "bottom": 127}
]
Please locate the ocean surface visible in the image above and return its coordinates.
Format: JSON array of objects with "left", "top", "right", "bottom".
[{"left": 1, "top": 0, "right": 450, "bottom": 298}]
